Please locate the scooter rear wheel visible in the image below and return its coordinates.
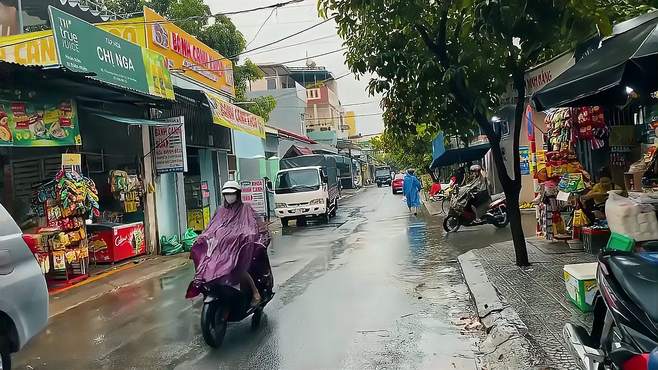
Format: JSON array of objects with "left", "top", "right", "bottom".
[
  {"left": 251, "top": 308, "right": 263, "bottom": 330},
  {"left": 201, "top": 302, "right": 227, "bottom": 348},
  {"left": 492, "top": 205, "right": 509, "bottom": 228},
  {"left": 443, "top": 216, "right": 461, "bottom": 232}
]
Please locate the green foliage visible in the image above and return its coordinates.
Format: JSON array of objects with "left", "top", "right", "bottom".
[
  {"left": 371, "top": 130, "right": 434, "bottom": 174},
  {"left": 242, "top": 96, "right": 278, "bottom": 122},
  {"left": 167, "top": 0, "right": 211, "bottom": 36},
  {"left": 320, "top": 0, "right": 652, "bottom": 263}
]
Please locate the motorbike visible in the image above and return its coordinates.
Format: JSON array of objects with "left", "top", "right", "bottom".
[
  {"left": 564, "top": 250, "right": 658, "bottom": 370},
  {"left": 200, "top": 243, "right": 275, "bottom": 348},
  {"left": 443, "top": 192, "right": 508, "bottom": 232}
]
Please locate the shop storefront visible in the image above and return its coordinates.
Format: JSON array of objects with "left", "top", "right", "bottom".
[
  {"left": 529, "top": 13, "right": 658, "bottom": 251},
  {"left": 0, "top": 6, "right": 179, "bottom": 289},
  {"left": 0, "top": 59, "right": 175, "bottom": 290}
]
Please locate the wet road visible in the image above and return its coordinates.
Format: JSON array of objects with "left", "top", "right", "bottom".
[{"left": 14, "top": 187, "right": 528, "bottom": 370}]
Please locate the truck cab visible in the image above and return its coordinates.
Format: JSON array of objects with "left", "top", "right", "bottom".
[
  {"left": 274, "top": 166, "right": 338, "bottom": 227},
  {"left": 375, "top": 166, "right": 392, "bottom": 187}
]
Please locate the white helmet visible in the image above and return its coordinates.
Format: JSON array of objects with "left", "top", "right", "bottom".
[
  {"left": 221, "top": 180, "right": 241, "bottom": 194},
  {"left": 469, "top": 164, "right": 481, "bottom": 172}
]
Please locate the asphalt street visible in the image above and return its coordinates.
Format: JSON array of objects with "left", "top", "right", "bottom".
[{"left": 14, "top": 186, "right": 529, "bottom": 370}]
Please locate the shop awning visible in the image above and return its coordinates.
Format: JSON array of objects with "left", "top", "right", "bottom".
[
  {"left": 429, "top": 143, "right": 491, "bottom": 169},
  {"left": 532, "top": 13, "right": 658, "bottom": 111},
  {"left": 94, "top": 114, "right": 181, "bottom": 126}
]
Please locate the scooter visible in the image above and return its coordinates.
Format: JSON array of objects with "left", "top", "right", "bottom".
[
  {"left": 200, "top": 244, "right": 274, "bottom": 348},
  {"left": 564, "top": 250, "right": 658, "bottom": 370},
  {"left": 443, "top": 192, "right": 508, "bottom": 232}
]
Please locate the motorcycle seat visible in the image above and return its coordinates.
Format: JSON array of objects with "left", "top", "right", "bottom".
[{"left": 608, "top": 253, "right": 658, "bottom": 322}]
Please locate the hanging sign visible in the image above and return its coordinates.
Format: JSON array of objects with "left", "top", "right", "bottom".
[
  {"left": 143, "top": 6, "right": 235, "bottom": 96},
  {"left": 153, "top": 117, "right": 187, "bottom": 174},
  {"left": 0, "top": 98, "right": 81, "bottom": 147},
  {"left": 48, "top": 7, "right": 173, "bottom": 100},
  {"left": 519, "top": 146, "right": 530, "bottom": 175},
  {"left": 205, "top": 92, "right": 265, "bottom": 138},
  {"left": 240, "top": 179, "right": 267, "bottom": 218}
]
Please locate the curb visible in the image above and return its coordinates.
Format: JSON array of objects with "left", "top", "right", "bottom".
[{"left": 458, "top": 250, "right": 547, "bottom": 369}]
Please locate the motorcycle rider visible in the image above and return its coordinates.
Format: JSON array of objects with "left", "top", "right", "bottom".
[
  {"left": 186, "top": 181, "right": 271, "bottom": 307},
  {"left": 463, "top": 164, "right": 490, "bottom": 218}
]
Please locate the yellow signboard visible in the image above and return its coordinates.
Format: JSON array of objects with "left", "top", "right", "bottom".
[
  {"left": 143, "top": 7, "right": 235, "bottom": 97},
  {"left": 205, "top": 92, "right": 265, "bottom": 139},
  {"left": 0, "top": 18, "right": 146, "bottom": 66},
  {"left": 61, "top": 153, "right": 82, "bottom": 166}
]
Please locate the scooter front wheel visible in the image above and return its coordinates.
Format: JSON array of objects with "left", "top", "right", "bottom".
[
  {"left": 443, "top": 215, "right": 461, "bottom": 232},
  {"left": 201, "top": 302, "right": 227, "bottom": 348}
]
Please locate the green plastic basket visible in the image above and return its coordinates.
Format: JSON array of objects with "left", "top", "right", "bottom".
[{"left": 606, "top": 232, "right": 635, "bottom": 252}]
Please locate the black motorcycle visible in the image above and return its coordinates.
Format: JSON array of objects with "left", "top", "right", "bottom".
[
  {"left": 200, "top": 244, "right": 274, "bottom": 348},
  {"left": 564, "top": 250, "right": 658, "bottom": 370}
]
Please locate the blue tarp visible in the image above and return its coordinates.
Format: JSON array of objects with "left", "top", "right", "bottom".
[
  {"left": 429, "top": 143, "right": 491, "bottom": 169},
  {"left": 432, "top": 132, "right": 446, "bottom": 161}
]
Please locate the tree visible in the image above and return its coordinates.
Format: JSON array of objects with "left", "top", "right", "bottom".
[
  {"left": 319, "top": 0, "right": 652, "bottom": 266},
  {"left": 103, "top": 0, "right": 276, "bottom": 120}
]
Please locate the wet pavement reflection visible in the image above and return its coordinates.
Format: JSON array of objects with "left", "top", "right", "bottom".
[{"left": 14, "top": 187, "right": 530, "bottom": 370}]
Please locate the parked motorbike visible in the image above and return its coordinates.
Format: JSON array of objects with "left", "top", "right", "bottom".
[
  {"left": 443, "top": 192, "right": 508, "bottom": 232},
  {"left": 564, "top": 250, "right": 658, "bottom": 370},
  {"left": 200, "top": 244, "right": 275, "bottom": 348}
]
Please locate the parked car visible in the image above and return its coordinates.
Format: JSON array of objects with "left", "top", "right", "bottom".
[
  {"left": 392, "top": 174, "right": 405, "bottom": 194},
  {"left": 0, "top": 204, "right": 48, "bottom": 370}
]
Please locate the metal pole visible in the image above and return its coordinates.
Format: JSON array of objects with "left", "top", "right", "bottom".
[{"left": 17, "top": 0, "right": 23, "bottom": 34}]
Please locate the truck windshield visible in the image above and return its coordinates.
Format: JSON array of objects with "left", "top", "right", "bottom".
[
  {"left": 375, "top": 169, "right": 390, "bottom": 177},
  {"left": 276, "top": 169, "right": 321, "bottom": 194}
]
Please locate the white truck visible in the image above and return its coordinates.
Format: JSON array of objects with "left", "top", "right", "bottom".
[{"left": 274, "top": 155, "right": 340, "bottom": 227}]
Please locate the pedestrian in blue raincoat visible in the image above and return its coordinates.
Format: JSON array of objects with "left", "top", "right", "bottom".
[{"left": 403, "top": 168, "right": 422, "bottom": 215}]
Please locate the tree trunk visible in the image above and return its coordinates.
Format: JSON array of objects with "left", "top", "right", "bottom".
[
  {"left": 488, "top": 141, "right": 530, "bottom": 267},
  {"left": 504, "top": 186, "right": 529, "bottom": 266}
]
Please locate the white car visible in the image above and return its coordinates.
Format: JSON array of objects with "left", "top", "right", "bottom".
[{"left": 0, "top": 204, "right": 48, "bottom": 370}]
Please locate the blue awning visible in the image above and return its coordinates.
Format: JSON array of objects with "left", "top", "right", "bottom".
[
  {"left": 94, "top": 114, "right": 180, "bottom": 126},
  {"left": 430, "top": 143, "right": 491, "bottom": 169}
]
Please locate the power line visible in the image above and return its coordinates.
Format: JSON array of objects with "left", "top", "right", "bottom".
[
  {"left": 180, "top": 15, "right": 336, "bottom": 71},
  {"left": 342, "top": 100, "right": 380, "bottom": 107},
  {"left": 305, "top": 112, "right": 382, "bottom": 121},
  {"left": 244, "top": 34, "right": 337, "bottom": 56},
  {"left": 181, "top": 47, "right": 346, "bottom": 73},
  {"left": 112, "top": 0, "right": 306, "bottom": 23},
  {"left": 245, "top": 8, "right": 277, "bottom": 48}
]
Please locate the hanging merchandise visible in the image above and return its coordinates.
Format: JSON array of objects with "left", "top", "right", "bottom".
[
  {"left": 109, "top": 170, "right": 144, "bottom": 213},
  {"left": 28, "top": 169, "right": 100, "bottom": 288}
]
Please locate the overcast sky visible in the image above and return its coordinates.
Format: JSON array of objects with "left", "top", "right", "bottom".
[{"left": 206, "top": 0, "right": 384, "bottom": 136}]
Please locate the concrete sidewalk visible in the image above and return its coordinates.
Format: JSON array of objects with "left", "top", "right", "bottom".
[
  {"left": 459, "top": 237, "right": 597, "bottom": 369},
  {"left": 48, "top": 254, "right": 190, "bottom": 317}
]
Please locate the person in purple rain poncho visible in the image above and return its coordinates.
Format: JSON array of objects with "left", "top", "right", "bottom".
[{"left": 186, "top": 181, "right": 271, "bottom": 307}]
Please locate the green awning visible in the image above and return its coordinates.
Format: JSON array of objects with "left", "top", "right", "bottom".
[{"left": 94, "top": 114, "right": 180, "bottom": 126}]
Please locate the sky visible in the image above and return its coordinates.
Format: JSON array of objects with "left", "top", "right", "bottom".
[{"left": 206, "top": 0, "right": 384, "bottom": 136}]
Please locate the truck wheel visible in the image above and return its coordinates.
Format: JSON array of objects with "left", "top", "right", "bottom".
[
  {"left": 330, "top": 200, "right": 338, "bottom": 217},
  {"left": 281, "top": 218, "right": 289, "bottom": 227},
  {"left": 298, "top": 218, "right": 307, "bottom": 226},
  {"left": 377, "top": 182, "right": 382, "bottom": 188}
]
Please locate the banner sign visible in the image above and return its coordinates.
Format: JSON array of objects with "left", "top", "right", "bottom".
[
  {"left": 0, "top": 98, "right": 81, "bottom": 147},
  {"left": 48, "top": 7, "right": 173, "bottom": 100},
  {"left": 205, "top": 92, "right": 265, "bottom": 138},
  {"left": 153, "top": 117, "right": 187, "bottom": 174},
  {"left": 0, "top": 18, "right": 145, "bottom": 67},
  {"left": 240, "top": 179, "right": 267, "bottom": 218},
  {"left": 144, "top": 7, "right": 235, "bottom": 96},
  {"left": 519, "top": 146, "right": 530, "bottom": 175}
]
